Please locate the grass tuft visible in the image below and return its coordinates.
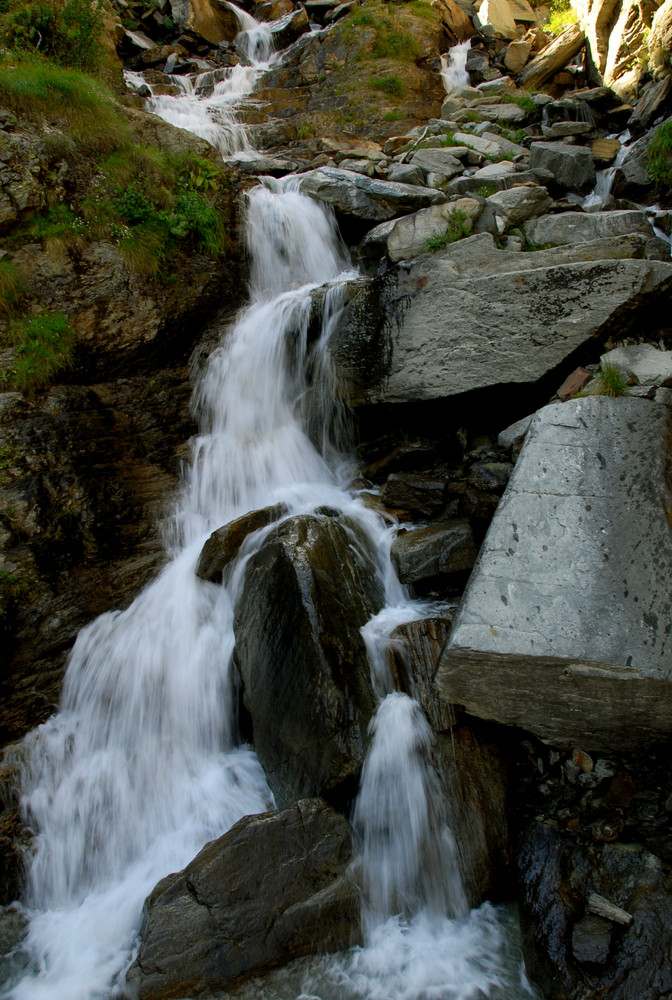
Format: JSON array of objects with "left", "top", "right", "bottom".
[
  {"left": 10, "top": 311, "right": 75, "bottom": 389},
  {"left": 647, "top": 120, "right": 672, "bottom": 190},
  {"left": 425, "top": 208, "right": 473, "bottom": 251}
]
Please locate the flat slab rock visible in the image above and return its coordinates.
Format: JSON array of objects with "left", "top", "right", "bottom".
[
  {"left": 296, "top": 167, "right": 446, "bottom": 221},
  {"left": 125, "top": 799, "right": 360, "bottom": 1000},
  {"left": 328, "top": 233, "right": 672, "bottom": 406},
  {"left": 437, "top": 396, "right": 672, "bottom": 751}
]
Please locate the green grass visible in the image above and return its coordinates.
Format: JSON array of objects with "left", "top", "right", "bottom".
[
  {"left": 425, "top": 208, "right": 473, "bottom": 251},
  {"left": 369, "top": 74, "right": 405, "bottom": 96},
  {"left": 348, "top": 7, "right": 422, "bottom": 61},
  {"left": 475, "top": 182, "right": 499, "bottom": 197},
  {"left": 647, "top": 120, "right": 672, "bottom": 189},
  {"left": 296, "top": 122, "right": 317, "bottom": 140},
  {"left": 382, "top": 110, "right": 403, "bottom": 121},
  {"left": 597, "top": 363, "right": 628, "bottom": 397},
  {"left": 0, "top": 260, "right": 24, "bottom": 316},
  {"left": 0, "top": 60, "right": 132, "bottom": 154},
  {"left": 501, "top": 93, "right": 537, "bottom": 114},
  {"left": 10, "top": 310, "right": 75, "bottom": 389}
]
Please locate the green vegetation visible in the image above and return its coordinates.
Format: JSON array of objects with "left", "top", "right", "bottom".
[
  {"left": 475, "top": 182, "right": 498, "bottom": 197},
  {"left": 597, "top": 363, "right": 628, "bottom": 397},
  {"left": 0, "top": 0, "right": 103, "bottom": 71},
  {"left": 544, "top": 0, "right": 577, "bottom": 34},
  {"left": 0, "top": 260, "right": 24, "bottom": 316},
  {"left": 10, "top": 310, "right": 75, "bottom": 389},
  {"left": 425, "top": 208, "right": 473, "bottom": 251},
  {"left": 0, "top": 61, "right": 132, "bottom": 154},
  {"left": 296, "top": 122, "right": 317, "bottom": 140},
  {"left": 349, "top": 6, "right": 422, "bottom": 61},
  {"left": 501, "top": 93, "right": 537, "bottom": 114},
  {"left": 462, "top": 110, "right": 484, "bottom": 123},
  {"left": 369, "top": 74, "right": 405, "bottom": 96},
  {"left": 382, "top": 109, "right": 403, "bottom": 122},
  {"left": 647, "top": 120, "right": 672, "bottom": 190}
]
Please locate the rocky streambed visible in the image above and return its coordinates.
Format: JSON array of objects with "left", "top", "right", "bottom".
[{"left": 1, "top": 0, "right": 672, "bottom": 998}]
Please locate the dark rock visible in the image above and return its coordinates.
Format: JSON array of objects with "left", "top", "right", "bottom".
[
  {"left": 270, "top": 7, "right": 311, "bottom": 48},
  {"left": 233, "top": 514, "right": 383, "bottom": 807},
  {"left": 529, "top": 141, "right": 596, "bottom": 193},
  {"left": 195, "top": 503, "right": 289, "bottom": 582},
  {"left": 390, "top": 616, "right": 455, "bottom": 732},
  {"left": 381, "top": 473, "right": 446, "bottom": 517},
  {"left": 126, "top": 799, "right": 360, "bottom": 1000},
  {"left": 572, "top": 915, "right": 612, "bottom": 965},
  {"left": 518, "top": 819, "right": 672, "bottom": 1000},
  {"left": 467, "top": 461, "right": 512, "bottom": 492},
  {"left": 390, "top": 520, "right": 477, "bottom": 584},
  {"left": 0, "top": 906, "right": 29, "bottom": 985}
]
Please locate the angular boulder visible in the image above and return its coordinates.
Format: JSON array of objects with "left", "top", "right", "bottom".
[
  {"left": 517, "top": 23, "right": 586, "bottom": 90},
  {"left": 482, "top": 185, "right": 553, "bottom": 228},
  {"left": 524, "top": 209, "right": 654, "bottom": 246},
  {"left": 125, "top": 799, "right": 360, "bottom": 1000},
  {"left": 296, "top": 168, "right": 446, "bottom": 222},
  {"left": 390, "top": 520, "right": 477, "bottom": 584},
  {"left": 529, "top": 141, "right": 596, "bottom": 192},
  {"left": 195, "top": 503, "right": 288, "bottom": 583},
  {"left": 358, "top": 199, "right": 483, "bottom": 267},
  {"left": 233, "top": 513, "right": 384, "bottom": 806},
  {"left": 328, "top": 233, "right": 672, "bottom": 406},
  {"left": 437, "top": 396, "right": 672, "bottom": 751}
]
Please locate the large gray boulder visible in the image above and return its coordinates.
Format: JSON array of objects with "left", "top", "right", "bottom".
[
  {"left": 481, "top": 185, "right": 553, "bottom": 229},
  {"left": 296, "top": 168, "right": 447, "bottom": 221},
  {"left": 524, "top": 210, "right": 654, "bottom": 247},
  {"left": 358, "top": 199, "right": 483, "bottom": 267},
  {"left": 409, "top": 148, "right": 465, "bottom": 180},
  {"left": 529, "top": 141, "right": 596, "bottom": 192},
  {"left": 328, "top": 233, "right": 672, "bottom": 406},
  {"left": 233, "top": 513, "right": 383, "bottom": 806},
  {"left": 125, "top": 799, "right": 360, "bottom": 1000},
  {"left": 437, "top": 396, "right": 672, "bottom": 751}
]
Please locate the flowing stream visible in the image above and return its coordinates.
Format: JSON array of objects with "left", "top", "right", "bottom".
[{"left": 5, "top": 12, "right": 537, "bottom": 1000}]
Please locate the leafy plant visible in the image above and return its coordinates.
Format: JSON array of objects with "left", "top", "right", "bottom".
[
  {"left": 647, "top": 120, "right": 672, "bottom": 190},
  {"left": 424, "top": 208, "right": 473, "bottom": 251},
  {"left": 501, "top": 93, "right": 536, "bottom": 114},
  {"left": 369, "top": 73, "right": 405, "bottom": 96},
  {"left": 0, "top": 0, "right": 103, "bottom": 71},
  {"left": 10, "top": 310, "right": 75, "bottom": 389}
]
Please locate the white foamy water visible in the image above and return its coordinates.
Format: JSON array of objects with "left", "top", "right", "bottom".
[
  {"left": 441, "top": 40, "right": 470, "bottom": 93},
  {"left": 5, "top": 19, "right": 540, "bottom": 1000}
]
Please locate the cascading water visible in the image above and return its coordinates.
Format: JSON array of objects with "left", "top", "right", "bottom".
[
  {"left": 5, "top": 12, "right": 539, "bottom": 1000},
  {"left": 441, "top": 40, "right": 470, "bottom": 93}
]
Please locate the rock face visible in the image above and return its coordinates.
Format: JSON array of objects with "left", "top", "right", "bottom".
[
  {"left": 524, "top": 210, "right": 654, "bottom": 246},
  {"left": 297, "top": 168, "right": 446, "bottom": 221},
  {"left": 518, "top": 820, "right": 672, "bottom": 1000},
  {"left": 126, "top": 799, "right": 360, "bottom": 1000},
  {"left": 437, "top": 396, "right": 672, "bottom": 752},
  {"left": 390, "top": 520, "right": 477, "bottom": 584},
  {"left": 649, "top": 0, "right": 672, "bottom": 79},
  {"left": 328, "top": 233, "right": 672, "bottom": 406},
  {"left": 233, "top": 513, "right": 384, "bottom": 806}
]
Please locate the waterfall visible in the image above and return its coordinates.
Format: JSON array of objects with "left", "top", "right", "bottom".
[
  {"left": 441, "top": 40, "right": 470, "bottom": 93},
  {"left": 582, "top": 130, "right": 630, "bottom": 212},
  {"left": 4, "top": 12, "right": 538, "bottom": 1000}
]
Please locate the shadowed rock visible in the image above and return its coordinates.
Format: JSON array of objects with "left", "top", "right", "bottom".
[
  {"left": 195, "top": 504, "right": 289, "bottom": 583},
  {"left": 437, "top": 396, "right": 672, "bottom": 751},
  {"left": 233, "top": 513, "right": 384, "bottom": 806},
  {"left": 125, "top": 799, "right": 360, "bottom": 1000}
]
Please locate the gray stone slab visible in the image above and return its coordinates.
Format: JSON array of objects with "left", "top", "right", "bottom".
[
  {"left": 297, "top": 167, "right": 446, "bottom": 221},
  {"left": 525, "top": 210, "right": 655, "bottom": 247},
  {"left": 437, "top": 396, "right": 672, "bottom": 750},
  {"left": 601, "top": 343, "right": 672, "bottom": 388}
]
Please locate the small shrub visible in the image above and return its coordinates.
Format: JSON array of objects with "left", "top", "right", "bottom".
[
  {"left": 425, "top": 208, "right": 473, "bottom": 251},
  {"left": 647, "top": 120, "right": 672, "bottom": 190},
  {"left": 544, "top": 0, "right": 577, "bottom": 34},
  {"left": 0, "top": 0, "right": 103, "bottom": 71},
  {"left": 597, "top": 363, "right": 628, "bottom": 397},
  {"left": 11, "top": 310, "right": 74, "bottom": 389},
  {"left": 30, "top": 203, "right": 89, "bottom": 255},
  {"left": 296, "top": 122, "right": 317, "bottom": 140},
  {"left": 369, "top": 74, "right": 405, "bottom": 96},
  {"left": 167, "top": 192, "right": 225, "bottom": 256},
  {"left": 382, "top": 110, "right": 403, "bottom": 121}
]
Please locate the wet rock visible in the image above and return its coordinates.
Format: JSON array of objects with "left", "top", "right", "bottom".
[
  {"left": 572, "top": 915, "right": 612, "bottom": 964},
  {"left": 524, "top": 209, "right": 654, "bottom": 246},
  {"left": 0, "top": 906, "right": 29, "bottom": 985},
  {"left": 126, "top": 799, "right": 360, "bottom": 1000},
  {"left": 529, "top": 141, "right": 596, "bottom": 193},
  {"left": 518, "top": 820, "right": 672, "bottom": 1000},
  {"left": 329, "top": 233, "right": 672, "bottom": 407},
  {"left": 612, "top": 131, "right": 655, "bottom": 198},
  {"left": 195, "top": 504, "right": 289, "bottom": 583},
  {"left": 169, "top": 0, "right": 239, "bottom": 42},
  {"left": 390, "top": 520, "right": 477, "bottom": 584},
  {"left": 390, "top": 617, "right": 455, "bottom": 732},
  {"left": 438, "top": 396, "right": 672, "bottom": 751},
  {"left": 271, "top": 7, "right": 311, "bottom": 49},
  {"left": 380, "top": 473, "right": 445, "bottom": 517},
  {"left": 233, "top": 514, "right": 383, "bottom": 806},
  {"left": 297, "top": 168, "right": 446, "bottom": 222}
]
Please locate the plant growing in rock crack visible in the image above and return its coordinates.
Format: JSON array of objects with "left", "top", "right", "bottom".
[
  {"left": 9, "top": 310, "right": 75, "bottom": 390},
  {"left": 424, "top": 208, "right": 472, "bottom": 251},
  {"left": 500, "top": 93, "right": 536, "bottom": 114},
  {"left": 596, "top": 363, "right": 628, "bottom": 397},
  {"left": 647, "top": 121, "right": 672, "bottom": 191}
]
